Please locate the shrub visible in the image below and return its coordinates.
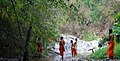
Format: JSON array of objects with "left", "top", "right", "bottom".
[
  {"left": 90, "top": 44, "right": 120, "bottom": 59},
  {"left": 90, "top": 46, "right": 107, "bottom": 59}
]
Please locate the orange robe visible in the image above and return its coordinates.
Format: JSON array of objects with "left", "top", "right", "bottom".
[
  {"left": 72, "top": 43, "right": 77, "bottom": 56},
  {"left": 108, "top": 41, "right": 114, "bottom": 59},
  {"left": 73, "top": 45, "right": 77, "bottom": 56},
  {"left": 59, "top": 41, "right": 65, "bottom": 56},
  {"left": 73, "top": 49, "right": 77, "bottom": 56},
  {"left": 37, "top": 42, "right": 43, "bottom": 58},
  {"left": 37, "top": 43, "right": 43, "bottom": 53}
]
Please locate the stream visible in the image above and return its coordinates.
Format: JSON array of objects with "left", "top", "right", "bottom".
[{"left": 48, "top": 34, "right": 100, "bottom": 61}]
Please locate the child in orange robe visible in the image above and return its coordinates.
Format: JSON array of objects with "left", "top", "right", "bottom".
[
  {"left": 37, "top": 41, "right": 43, "bottom": 58},
  {"left": 59, "top": 37, "right": 65, "bottom": 61},
  {"left": 107, "top": 29, "right": 114, "bottom": 59}
]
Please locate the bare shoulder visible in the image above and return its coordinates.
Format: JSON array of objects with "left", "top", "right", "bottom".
[{"left": 110, "top": 34, "right": 114, "bottom": 37}]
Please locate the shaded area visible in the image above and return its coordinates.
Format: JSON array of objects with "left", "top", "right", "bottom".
[{"left": 0, "top": 16, "right": 23, "bottom": 58}]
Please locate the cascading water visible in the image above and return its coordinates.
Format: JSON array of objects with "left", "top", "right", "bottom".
[{"left": 52, "top": 34, "right": 100, "bottom": 60}]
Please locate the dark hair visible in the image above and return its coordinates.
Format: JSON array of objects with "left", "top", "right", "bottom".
[
  {"left": 71, "top": 40, "right": 73, "bottom": 43},
  {"left": 109, "top": 29, "right": 112, "bottom": 34},
  {"left": 38, "top": 38, "right": 41, "bottom": 40},
  {"left": 75, "top": 42, "right": 77, "bottom": 44},
  {"left": 60, "top": 37, "right": 63, "bottom": 40},
  {"left": 75, "top": 38, "right": 77, "bottom": 41}
]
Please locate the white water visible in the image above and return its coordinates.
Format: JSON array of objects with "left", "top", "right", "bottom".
[{"left": 53, "top": 34, "right": 100, "bottom": 58}]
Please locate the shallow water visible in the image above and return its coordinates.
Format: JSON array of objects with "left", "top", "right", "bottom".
[{"left": 51, "top": 34, "right": 100, "bottom": 61}]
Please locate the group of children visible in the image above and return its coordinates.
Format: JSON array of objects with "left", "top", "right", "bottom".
[
  {"left": 58, "top": 37, "right": 78, "bottom": 61},
  {"left": 37, "top": 37, "right": 78, "bottom": 61},
  {"left": 58, "top": 29, "right": 115, "bottom": 60},
  {"left": 37, "top": 29, "right": 115, "bottom": 61}
]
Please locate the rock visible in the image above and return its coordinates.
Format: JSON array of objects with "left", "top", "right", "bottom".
[{"left": 88, "top": 47, "right": 96, "bottom": 53}]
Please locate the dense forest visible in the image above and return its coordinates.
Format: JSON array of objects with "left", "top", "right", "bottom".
[{"left": 0, "top": 0, "right": 120, "bottom": 61}]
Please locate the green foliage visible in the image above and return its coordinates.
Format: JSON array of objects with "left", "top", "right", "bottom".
[
  {"left": 114, "top": 12, "right": 120, "bottom": 35},
  {"left": 0, "top": 0, "right": 120, "bottom": 59},
  {"left": 91, "top": 46, "right": 108, "bottom": 59},
  {"left": 115, "top": 12, "right": 120, "bottom": 23},
  {"left": 0, "top": 0, "right": 60, "bottom": 58},
  {"left": 98, "top": 12, "right": 120, "bottom": 47},
  {"left": 114, "top": 44, "right": 120, "bottom": 59},
  {"left": 113, "top": 26, "right": 120, "bottom": 35},
  {"left": 29, "top": 41, "right": 38, "bottom": 57},
  {"left": 0, "top": 17, "right": 23, "bottom": 58},
  {"left": 91, "top": 44, "right": 120, "bottom": 59},
  {"left": 56, "top": 0, "right": 120, "bottom": 41},
  {"left": 83, "top": 30, "right": 97, "bottom": 41}
]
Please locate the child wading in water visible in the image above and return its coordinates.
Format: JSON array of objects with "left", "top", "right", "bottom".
[
  {"left": 58, "top": 37, "right": 65, "bottom": 61},
  {"left": 71, "top": 38, "right": 77, "bottom": 57}
]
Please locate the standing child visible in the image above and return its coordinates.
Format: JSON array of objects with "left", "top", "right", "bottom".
[
  {"left": 73, "top": 42, "right": 77, "bottom": 57},
  {"left": 37, "top": 38, "right": 43, "bottom": 60},
  {"left": 58, "top": 37, "right": 65, "bottom": 61},
  {"left": 107, "top": 29, "right": 114, "bottom": 59},
  {"left": 73, "top": 38, "right": 77, "bottom": 57},
  {"left": 71, "top": 38, "right": 78, "bottom": 57}
]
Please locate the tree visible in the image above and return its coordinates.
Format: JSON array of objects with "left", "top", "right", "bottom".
[{"left": 0, "top": 0, "right": 59, "bottom": 60}]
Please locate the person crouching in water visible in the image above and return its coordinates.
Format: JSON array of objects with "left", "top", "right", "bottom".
[
  {"left": 58, "top": 37, "right": 65, "bottom": 61},
  {"left": 107, "top": 29, "right": 114, "bottom": 59}
]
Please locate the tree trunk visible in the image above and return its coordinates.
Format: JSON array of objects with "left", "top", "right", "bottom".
[
  {"left": 23, "top": 26, "right": 32, "bottom": 61},
  {"left": 10, "top": 0, "right": 23, "bottom": 40}
]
